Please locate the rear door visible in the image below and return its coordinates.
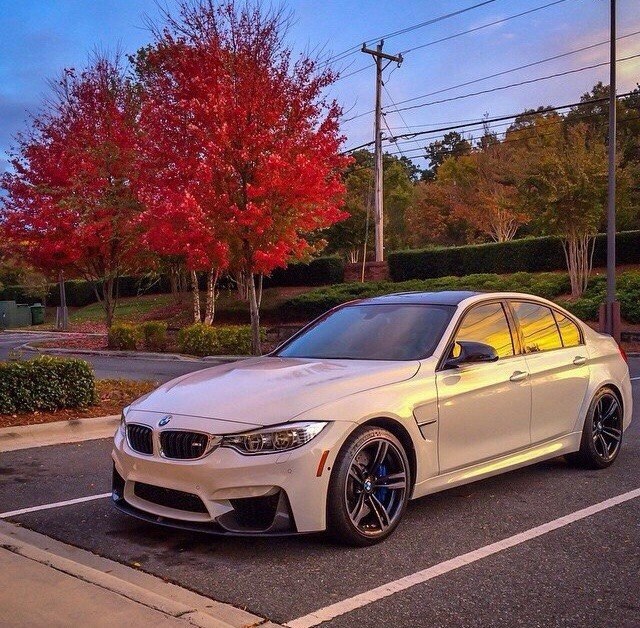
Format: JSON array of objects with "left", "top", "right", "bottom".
[
  {"left": 436, "top": 301, "right": 532, "bottom": 472},
  {"left": 509, "top": 300, "right": 590, "bottom": 444}
]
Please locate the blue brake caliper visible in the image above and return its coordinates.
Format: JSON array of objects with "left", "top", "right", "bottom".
[{"left": 374, "top": 463, "right": 390, "bottom": 503}]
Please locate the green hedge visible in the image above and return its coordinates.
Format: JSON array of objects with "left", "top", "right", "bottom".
[
  {"left": 177, "top": 324, "right": 264, "bottom": 356},
  {"left": 0, "top": 356, "right": 96, "bottom": 414},
  {"left": 388, "top": 231, "right": 640, "bottom": 281},
  {"left": 263, "top": 256, "right": 344, "bottom": 287},
  {"left": 278, "top": 271, "right": 640, "bottom": 323},
  {"left": 0, "top": 260, "right": 344, "bottom": 308}
]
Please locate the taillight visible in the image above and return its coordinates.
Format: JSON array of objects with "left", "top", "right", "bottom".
[{"left": 618, "top": 343, "right": 628, "bottom": 364}]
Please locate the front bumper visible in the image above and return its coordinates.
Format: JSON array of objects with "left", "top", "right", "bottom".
[{"left": 111, "top": 417, "right": 350, "bottom": 534}]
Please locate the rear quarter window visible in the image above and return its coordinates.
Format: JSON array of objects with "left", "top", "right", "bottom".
[{"left": 553, "top": 311, "right": 582, "bottom": 347}]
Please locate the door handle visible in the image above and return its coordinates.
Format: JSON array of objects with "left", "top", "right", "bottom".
[
  {"left": 510, "top": 370, "right": 528, "bottom": 382},
  {"left": 573, "top": 356, "right": 587, "bottom": 366}
]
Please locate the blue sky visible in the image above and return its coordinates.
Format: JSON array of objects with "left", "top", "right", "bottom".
[{"left": 1, "top": 0, "right": 639, "bottom": 173}]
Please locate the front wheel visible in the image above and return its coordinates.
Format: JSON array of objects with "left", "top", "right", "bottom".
[
  {"left": 327, "top": 426, "right": 410, "bottom": 546},
  {"left": 568, "top": 388, "right": 623, "bottom": 469}
]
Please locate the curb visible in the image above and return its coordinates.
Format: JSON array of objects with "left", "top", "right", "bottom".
[
  {"left": 0, "top": 520, "right": 281, "bottom": 628},
  {"left": 0, "top": 415, "right": 120, "bottom": 452},
  {"left": 21, "top": 343, "right": 247, "bottom": 363}
]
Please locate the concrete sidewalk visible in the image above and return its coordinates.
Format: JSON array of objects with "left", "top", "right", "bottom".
[
  {"left": 0, "top": 414, "right": 120, "bottom": 452},
  {"left": 0, "top": 521, "right": 279, "bottom": 628}
]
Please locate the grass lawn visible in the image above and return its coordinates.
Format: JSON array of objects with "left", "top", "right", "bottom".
[{"left": 37, "top": 286, "right": 312, "bottom": 332}]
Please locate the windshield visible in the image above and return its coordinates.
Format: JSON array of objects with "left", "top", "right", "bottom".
[{"left": 277, "top": 303, "right": 454, "bottom": 361}]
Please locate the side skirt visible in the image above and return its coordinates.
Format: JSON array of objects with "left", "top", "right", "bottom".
[{"left": 412, "top": 432, "right": 582, "bottom": 500}]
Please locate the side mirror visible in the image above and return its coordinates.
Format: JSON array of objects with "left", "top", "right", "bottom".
[{"left": 444, "top": 340, "right": 499, "bottom": 369}]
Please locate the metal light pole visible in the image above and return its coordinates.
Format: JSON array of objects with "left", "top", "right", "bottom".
[{"left": 605, "top": 0, "right": 619, "bottom": 339}]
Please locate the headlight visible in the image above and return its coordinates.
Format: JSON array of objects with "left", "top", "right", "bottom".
[
  {"left": 221, "top": 421, "right": 328, "bottom": 455},
  {"left": 119, "top": 406, "right": 130, "bottom": 436}
]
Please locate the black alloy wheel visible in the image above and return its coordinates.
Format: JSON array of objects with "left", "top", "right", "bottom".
[
  {"left": 569, "top": 388, "right": 623, "bottom": 469},
  {"left": 328, "top": 426, "right": 410, "bottom": 546}
]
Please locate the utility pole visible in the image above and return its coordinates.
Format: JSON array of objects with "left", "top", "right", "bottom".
[
  {"left": 362, "top": 40, "right": 402, "bottom": 262},
  {"left": 605, "top": 0, "right": 619, "bottom": 338}
]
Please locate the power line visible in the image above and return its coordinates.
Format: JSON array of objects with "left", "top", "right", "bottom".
[
  {"left": 390, "top": 53, "right": 640, "bottom": 115},
  {"left": 319, "top": 0, "right": 501, "bottom": 69},
  {"left": 342, "top": 91, "right": 636, "bottom": 152},
  {"left": 380, "top": 113, "right": 640, "bottom": 160},
  {"left": 351, "top": 30, "right": 640, "bottom": 117},
  {"left": 382, "top": 84, "right": 426, "bottom": 155},
  {"left": 399, "top": 0, "right": 575, "bottom": 55}
]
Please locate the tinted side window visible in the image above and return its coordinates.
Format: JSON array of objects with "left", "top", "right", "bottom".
[
  {"left": 512, "top": 302, "right": 562, "bottom": 353},
  {"left": 554, "top": 311, "right": 582, "bottom": 347},
  {"left": 454, "top": 302, "right": 515, "bottom": 358}
]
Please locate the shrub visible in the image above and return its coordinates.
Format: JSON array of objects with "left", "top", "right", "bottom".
[
  {"left": 177, "top": 324, "right": 264, "bottom": 356},
  {"left": 619, "top": 273, "right": 640, "bottom": 324},
  {"left": 108, "top": 323, "right": 141, "bottom": 350},
  {"left": 388, "top": 231, "right": 640, "bottom": 281},
  {"left": 140, "top": 321, "right": 168, "bottom": 351},
  {"left": 556, "top": 297, "right": 601, "bottom": 322},
  {"left": 277, "top": 272, "right": 576, "bottom": 321},
  {"left": 263, "top": 256, "right": 345, "bottom": 287},
  {"left": 0, "top": 356, "right": 96, "bottom": 414}
]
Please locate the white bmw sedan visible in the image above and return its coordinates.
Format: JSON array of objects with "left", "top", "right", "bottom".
[{"left": 112, "top": 291, "right": 633, "bottom": 545}]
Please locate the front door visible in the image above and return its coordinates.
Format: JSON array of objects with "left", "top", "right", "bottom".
[{"left": 436, "top": 301, "right": 532, "bottom": 472}]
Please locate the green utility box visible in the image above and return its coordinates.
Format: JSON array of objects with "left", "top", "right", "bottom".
[
  {"left": 15, "top": 304, "right": 32, "bottom": 327},
  {"left": 0, "top": 301, "right": 17, "bottom": 329},
  {"left": 30, "top": 303, "right": 45, "bottom": 325}
]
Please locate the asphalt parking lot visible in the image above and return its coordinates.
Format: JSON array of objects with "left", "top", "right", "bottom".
[
  {"left": 0, "top": 331, "right": 229, "bottom": 381},
  {"left": 1, "top": 358, "right": 639, "bottom": 628}
]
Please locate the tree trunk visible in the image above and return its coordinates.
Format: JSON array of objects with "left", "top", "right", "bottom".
[
  {"left": 203, "top": 268, "right": 219, "bottom": 325},
  {"left": 256, "top": 274, "right": 263, "bottom": 309},
  {"left": 190, "top": 270, "right": 201, "bottom": 323},
  {"left": 235, "top": 271, "right": 249, "bottom": 301},
  {"left": 103, "top": 276, "right": 116, "bottom": 328},
  {"left": 169, "top": 263, "right": 181, "bottom": 304},
  {"left": 247, "top": 272, "right": 262, "bottom": 355},
  {"left": 562, "top": 232, "right": 594, "bottom": 297}
]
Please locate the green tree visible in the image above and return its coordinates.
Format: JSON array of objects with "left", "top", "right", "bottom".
[
  {"left": 519, "top": 122, "right": 607, "bottom": 296},
  {"left": 421, "top": 131, "right": 472, "bottom": 181}
]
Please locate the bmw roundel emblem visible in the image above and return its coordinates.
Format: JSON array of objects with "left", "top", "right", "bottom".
[{"left": 158, "top": 415, "right": 172, "bottom": 427}]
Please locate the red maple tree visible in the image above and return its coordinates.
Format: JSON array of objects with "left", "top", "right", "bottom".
[
  {"left": 1, "top": 54, "right": 143, "bottom": 327},
  {"left": 135, "top": 1, "right": 349, "bottom": 352}
]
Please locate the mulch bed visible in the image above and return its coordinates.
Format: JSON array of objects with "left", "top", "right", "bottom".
[{"left": 0, "top": 379, "right": 157, "bottom": 429}]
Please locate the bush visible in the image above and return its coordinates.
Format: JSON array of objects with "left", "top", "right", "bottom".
[
  {"left": 177, "top": 324, "right": 263, "bottom": 356},
  {"left": 108, "top": 323, "right": 141, "bottom": 350},
  {"left": 277, "top": 272, "right": 576, "bottom": 321},
  {"left": 277, "top": 270, "right": 640, "bottom": 323},
  {"left": 0, "top": 356, "right": 96, "bottom": 414},
  {"left": 556, "top": 297, "right": 601, "bottom": 322},
  {"left": 140, "top": 321, "right": 168, "bottom": 351},
  {"left": 263, "top": 256, "right": 345, "bottom": 287},
  {"left": 388, "top": 231, "right": 640, "bottom": 281},
  {"left": 619, "top": 273, "right": 640, "bottom": 324}
]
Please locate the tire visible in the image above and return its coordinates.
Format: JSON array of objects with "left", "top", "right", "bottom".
[
  {"left": 327, "top": 426, "right": 410, "bottom": 546},
  {"left": 567, "top": 387, "right": 623, "bottom": 469}
]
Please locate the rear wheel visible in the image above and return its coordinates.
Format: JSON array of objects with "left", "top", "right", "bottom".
[
  {"left": 568, "top": 388, "right": 623, "bottom": 469},
  {"left": 327, "top": 426, "right": 410, "bottom": 546}
]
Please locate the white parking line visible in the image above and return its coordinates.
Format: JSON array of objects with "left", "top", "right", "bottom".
[
  {"left": 286, "top": 488, "right": 640, "bottom": 628},
  {"left": 0, "top": 493, "right": 111, "bottom": 519},
  {"left": 630, "top": 376, "right": 639, "bottom": 381}
]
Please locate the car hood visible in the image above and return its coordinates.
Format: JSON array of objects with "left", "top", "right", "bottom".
[{"left": 130, "top": 356, "right": 419, "bottom": 427}]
